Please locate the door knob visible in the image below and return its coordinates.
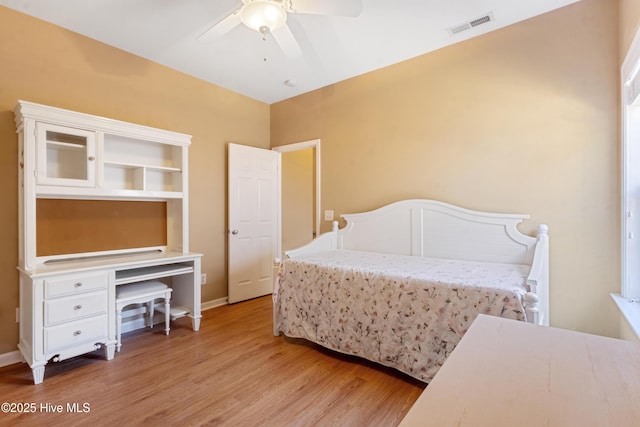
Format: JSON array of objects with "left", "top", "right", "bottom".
[{"left": 231, "top": 229, "right": 239, "bottom": 235}]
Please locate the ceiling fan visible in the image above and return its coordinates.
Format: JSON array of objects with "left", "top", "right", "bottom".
[{"left": 197, "top": 0, "right": 363, "bottom": 58}]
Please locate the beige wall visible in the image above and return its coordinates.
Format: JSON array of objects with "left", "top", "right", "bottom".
[
  {"left": 620, "top": 0, "right": 640, "bottom": 58},
  {"left": 0, "top": 6, "right": 270, "bottom": 354},
  {"left": 619, "top": 314, "right": 640, "bottom": 342},
  {"left": 271, "top": 0, "right": 620, "bottom": 337}
]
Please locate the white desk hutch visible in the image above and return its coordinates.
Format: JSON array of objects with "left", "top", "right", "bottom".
[{"left": 14, "top": 101, "right": 202, "bottom": 384}]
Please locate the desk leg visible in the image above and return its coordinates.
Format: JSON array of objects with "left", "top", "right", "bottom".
[
  {"left": 190, "top": 315, "right": 201, "bottom": 331},
  {"left": 104, "top": 343, "right": 115, "bottom": 360},
  {"left": 171, "top": 261, "right": 201, "bottom": 332},
  {"left": 31, "top": 365, "right": 45, "bottom": 385}
]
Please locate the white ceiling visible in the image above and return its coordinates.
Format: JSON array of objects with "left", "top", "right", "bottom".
[{"left": 0, "top": 0, "right": 579, "bottom": 104}]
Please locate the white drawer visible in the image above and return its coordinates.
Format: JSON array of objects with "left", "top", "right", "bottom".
[
  {"left": 44, "top": 291, "right": 107, "bottom": 326},
  {"left": 44, "top": 315, "right": 107, "bottom": 354},
  {"left": 44, "top": 272, "right": 108, "bottom": 298}
]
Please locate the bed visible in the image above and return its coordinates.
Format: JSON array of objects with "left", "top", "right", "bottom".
[{"left": 272, "top": 199, "right": 549, "bottom": 383}]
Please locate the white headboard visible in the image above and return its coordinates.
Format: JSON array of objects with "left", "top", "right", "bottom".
[{"left": 338, "top": 199, "right": 537, "bottom": 265}]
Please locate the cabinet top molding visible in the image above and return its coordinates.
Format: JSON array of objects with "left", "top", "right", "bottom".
[{"left": 14, "top": 100, "right": 192, "bottom": 146}]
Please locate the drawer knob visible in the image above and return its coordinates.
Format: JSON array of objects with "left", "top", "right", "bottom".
[
  {"left": 73, "top": 330, "right": 82, "bottom": 336},
  {"left": 74, "top": 282, "right": 83, "bottom": 288},
  {"left": 73, "top": 305, "right": 82, "bottom": 310}
]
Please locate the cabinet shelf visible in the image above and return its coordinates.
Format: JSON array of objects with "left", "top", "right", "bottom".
[
  {"left": 104, "top": 161, "right": 181, "bottom": 173},
  {"left": 46, "top": 140, "right": 87, "bottom": 151},
  {"left": 103, "top": 162, "right": 182, "bottom": 193}
]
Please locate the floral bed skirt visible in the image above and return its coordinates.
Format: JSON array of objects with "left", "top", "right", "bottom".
[{"left": 273, "top": 250, "right": 528, "bottom": 383}]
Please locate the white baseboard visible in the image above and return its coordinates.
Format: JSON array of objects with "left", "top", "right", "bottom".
[
  {"left": 0, "top": 350, "right": 23, "bottom": 368},
  {"left": 1, "top": 299, "right": 229, "bottom": 367},
  {"left": 202, "top": 297, "right": 228, "bottom": 311},
  {"left": 121, "top": 306, "right": 149, "bottom": 334}
]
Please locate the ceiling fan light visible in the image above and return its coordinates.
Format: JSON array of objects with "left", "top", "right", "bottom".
[{"left": 240, "top": 1, "right": 287, "bottom": 33}]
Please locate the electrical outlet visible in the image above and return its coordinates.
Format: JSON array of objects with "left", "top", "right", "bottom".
[
  {"left": 16, "top": 307, "right": 20, "bottom": 323},
  {"left": 324, "top": 210, "right": 334, "bottom": 221},
  {"left": 201, "top": 273, "right": 207, "bottom": 285}
]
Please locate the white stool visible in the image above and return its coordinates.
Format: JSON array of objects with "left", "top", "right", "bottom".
[{"left": 115, "top": 280, "right": 172, "bottom": 352}]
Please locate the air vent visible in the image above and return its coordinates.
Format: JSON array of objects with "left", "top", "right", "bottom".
[{"left": 447, "top": 12, "right": 495, "bottom": 35}]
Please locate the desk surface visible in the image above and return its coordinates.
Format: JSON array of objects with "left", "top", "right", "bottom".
[
  {"left": 399, "top": 314, "right": 640, "bottom": 427},
  {"left": 21, "top": 250, "right": 202, "bottom": 277}
]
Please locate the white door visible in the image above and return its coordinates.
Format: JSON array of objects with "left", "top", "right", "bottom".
[{"left": 228, "top": 143, "right": 280, "bottom": 304}]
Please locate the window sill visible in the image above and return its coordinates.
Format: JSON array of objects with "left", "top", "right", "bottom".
[{"left": 611, "top": 293, "right": 640, "bottom": 340}]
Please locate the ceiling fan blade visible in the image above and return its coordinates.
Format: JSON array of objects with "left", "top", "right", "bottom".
[
  {"left": 196, "top": 10, "right": 242, "bottom": 42},
  {"left": 288, "top": 0, "right": 363, "bottom": 17},
  {"left": 271, "top": 25, "right": 303, "bottom": 58}
]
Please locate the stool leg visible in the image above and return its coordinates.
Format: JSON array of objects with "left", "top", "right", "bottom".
[
  {"left": 116, "top": 307, "right": 122, "bottom": 352},
  {"left": 149, "top": 299, "right": 155, "bottom": 329},
  {"left": 164, "top": 295, "right": 170, "bottom": 336}
]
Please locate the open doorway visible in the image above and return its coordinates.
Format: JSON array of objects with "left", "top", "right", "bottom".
[{"left": 272, "top": 139, "right": 321, "bottom": 256}]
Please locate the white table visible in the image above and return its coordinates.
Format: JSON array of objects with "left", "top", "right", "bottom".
[{"left": 399, "top": 314, "right": 640, "bottom": 426}]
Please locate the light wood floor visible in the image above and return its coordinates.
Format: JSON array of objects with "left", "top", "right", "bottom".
[{"left": 0, "top": 296, "right": 425, "bottom": 426}]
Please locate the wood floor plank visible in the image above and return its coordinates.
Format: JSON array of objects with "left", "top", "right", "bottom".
[{"left": 0, "top": 296, "right": 424, "bottom": 426}]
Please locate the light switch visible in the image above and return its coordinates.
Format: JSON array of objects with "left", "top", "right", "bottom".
[{"left": 324, "top": 210, "right": 334, "bottom": 221}]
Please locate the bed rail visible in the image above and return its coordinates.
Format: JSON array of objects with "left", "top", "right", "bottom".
[{"left": 524, "top": 224, "right": 550, "bottom": 325}]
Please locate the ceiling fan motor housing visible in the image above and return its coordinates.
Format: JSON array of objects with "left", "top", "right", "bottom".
[{"left": 240, "top": 0, "right": 288, "bottom": 33}]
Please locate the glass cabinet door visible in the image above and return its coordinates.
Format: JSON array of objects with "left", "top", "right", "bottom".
[{"left": 36, "top": 123, "right": 96, "bottom": 187}]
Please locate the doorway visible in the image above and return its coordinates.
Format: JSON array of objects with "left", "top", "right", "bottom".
[{"left": 272, "top": 139, "right": 321, "bottom": 257}]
